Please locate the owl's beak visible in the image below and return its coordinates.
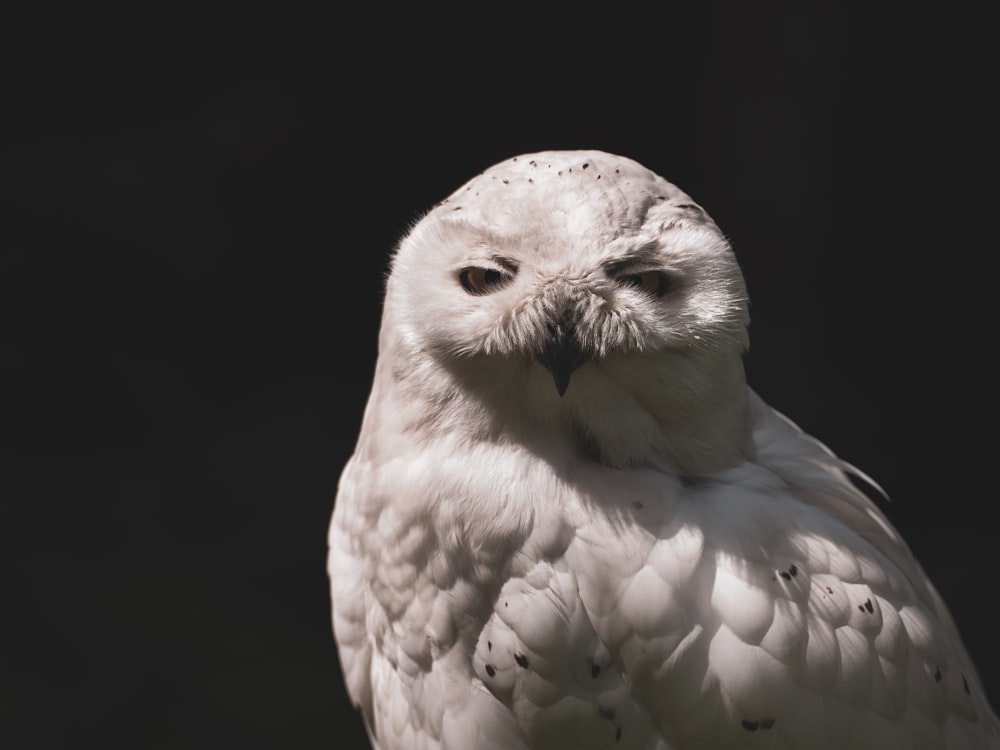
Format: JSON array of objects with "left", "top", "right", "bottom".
[{"left": 537, "top": 315, "right": 587, "bottom": 397}]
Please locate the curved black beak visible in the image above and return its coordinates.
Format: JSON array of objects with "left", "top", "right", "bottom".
[{"left": 536, "top": 314, "right": 587, "bottom": 397}]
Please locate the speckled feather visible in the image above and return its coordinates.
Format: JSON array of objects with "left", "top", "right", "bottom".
[{"left": 328, "top": 151, "right": 999, "bottom": 749}]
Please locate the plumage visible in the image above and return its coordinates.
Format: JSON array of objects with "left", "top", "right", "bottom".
[{"left": 327, "top": 150, "right": 999, "bottom": 749}]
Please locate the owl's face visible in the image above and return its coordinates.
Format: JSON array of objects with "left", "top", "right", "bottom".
[{"left": 378, "top": 151, "right": 753, "bottom": 470}]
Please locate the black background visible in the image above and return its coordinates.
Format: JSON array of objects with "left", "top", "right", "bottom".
[{"left": 4, "top": 3, "right": 991, "bottom": 749}]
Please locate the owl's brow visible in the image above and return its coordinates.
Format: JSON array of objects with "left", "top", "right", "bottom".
[
  {"left": 601, "top": 242, "right": 663, "bottom": 274},
  {"left": 449, "top": 219, "right": 526, "bottom": 259},
  {"left": 487, "top": 254, "right": 520, "bottom": 272}
]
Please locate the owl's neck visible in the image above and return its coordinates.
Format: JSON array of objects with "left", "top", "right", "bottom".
[
  {"left": 547, "top": 350, "right": 756, "bottom": 474},
  {"left": 359, "top": 340, "right": 754, "bottom": 476}
]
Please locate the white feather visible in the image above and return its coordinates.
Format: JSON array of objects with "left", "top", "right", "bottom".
[{"left": 328, "top": 150, "right": 999, "bottom": 748}]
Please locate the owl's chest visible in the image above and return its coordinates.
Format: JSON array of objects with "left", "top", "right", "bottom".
[{"left": 345, "top": 452, "right": 681, "bottom": 747}]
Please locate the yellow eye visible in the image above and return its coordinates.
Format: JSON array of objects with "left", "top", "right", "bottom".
[
  {"left": 621, "top": 270, "right": 670, "bottom": 297},
  {"left": 459, "top": 266, "right": 514, "bottom": 295}
]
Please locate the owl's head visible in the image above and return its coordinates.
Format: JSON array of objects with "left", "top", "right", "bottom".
[{"left": 374, "top": 150, "right": 754, "bottom": 472}]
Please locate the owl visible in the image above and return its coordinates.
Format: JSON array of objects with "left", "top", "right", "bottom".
[{"left": 327, "top": 150, "right": 999, "bottom": 749}]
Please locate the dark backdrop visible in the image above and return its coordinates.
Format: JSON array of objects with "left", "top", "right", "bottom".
[{"left": 4, "top": 3, "right": 989, "bottom": 749}]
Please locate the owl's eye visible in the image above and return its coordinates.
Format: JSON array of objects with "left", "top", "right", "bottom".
[
  {"left": 619, "top": 270, "right": 670, "bottom": 297},
  {"left": 459, "top": 266, "right": 514, "bottom": 295}
]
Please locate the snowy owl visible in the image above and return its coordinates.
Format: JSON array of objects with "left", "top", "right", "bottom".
[{"left": 327, "top": 150, "right": 998, "bottom": 749}]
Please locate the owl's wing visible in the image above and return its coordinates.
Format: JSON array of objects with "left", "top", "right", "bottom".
[
  {"left": 469, "top": 553, "right": 673, "bottom": 750},
  {"left": 327, "top": 459, "right": 379, "bottom": 744},
  {"left": 330, "top": 446, "right": 539, "bottom": 750}
]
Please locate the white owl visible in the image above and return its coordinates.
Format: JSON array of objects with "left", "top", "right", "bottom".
[{"left": 327, "top": 150, "right": 999, "bottom": 749}]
